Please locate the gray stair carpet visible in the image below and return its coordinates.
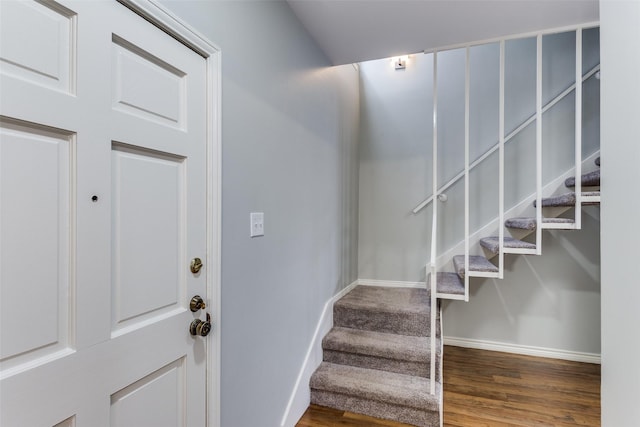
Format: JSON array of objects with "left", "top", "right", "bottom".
[
  {"left": 595, "top": 156, "right": 600, "bottom": 166},
  {"left": 504, "top": 217, "right": 575, "bottom": 230},
  {"left": 452, "top": 255, "right": 498, "bottom": 279},
  {"left": 427, "top": 272, "right": 464, "bottom": 296},
  {"left": 311, "top": 362, "right": 440, "bottom": 427},
  {"left": 533, "top": 191, "right": 600, "bottom": 208},
  {"left": 564, "top": 169, "right": 600, "bottom": 188},
  {"left": 480, "top": 236, "right": 536, "bottom": 255},
  {"left": 310, "top": 285, "right": 441, "bottom": 426},
  {"left": 322, "top": 327, "right": 440, "bottom": 378},
  {"left": 334, "top": 286, "right": 434, "bottom": 337}
]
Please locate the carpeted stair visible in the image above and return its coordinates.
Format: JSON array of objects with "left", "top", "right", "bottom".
[
  {"left": 452, "top": 255, "right": 498, "bottom": 279},
  {"left": 536, "top": 157, "right": 601, "bottom": 208},
  {"left": 533, "top": 191, "right": 601, "bottom": 208},
  {"left": 564, "top": 169, "right": 600, "bottom": 188},
  {"left": 310, "top": 286, "right": 441, "bottom": 427},
  {"left": 504, "top": 216, "right": 575, "bottom": 231},
  {"left": 480, "top": 235, "right": 537, "bottom": 255},
  {"left": 447, "top": 156, "right": 600, "bottom": 279},
  {"left": 428, "top": 272, "right": 464, "bottom": 296},
  {"left": 322, "top": 327, "right": 438, "bottom": 378}
]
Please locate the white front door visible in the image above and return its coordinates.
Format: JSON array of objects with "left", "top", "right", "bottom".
[{"left": 1, "top": 1, "right": 212, "bottom": 425}]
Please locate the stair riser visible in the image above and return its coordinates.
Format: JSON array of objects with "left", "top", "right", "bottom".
[
  {"left": 508, "top": 228, "right": 533, "bottom": 242},
  {"left": 310, "top": 390, "right": 439, "bottom": 427},
  {"left": 333, "top": 306, "right": 439, "bottom": 337},
  {"left": 323, "top": 350, "right": 440, "bottom": 379},
  {"left": 542, "top": 206, "right": 572, "bottom": 218},
  {"left": 481, "top": 247, "right": 497, "bottom": 260}
]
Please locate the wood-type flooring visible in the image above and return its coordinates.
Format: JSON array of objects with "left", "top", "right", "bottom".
[{"left": 296, "top": 345, "right": 601, "bottom": 427}]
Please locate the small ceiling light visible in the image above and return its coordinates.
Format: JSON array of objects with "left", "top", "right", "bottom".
[{"left": 392, "top": 55, "right": 408, "bottom": 70}]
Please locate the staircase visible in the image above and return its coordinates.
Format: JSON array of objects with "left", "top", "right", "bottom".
[
  {"left": 310, "top": 286, "right": 442, "bottom": 426},
  {"left": 308, "top": 158, "right": 600, "bottom": 426},
  {"left": 306, "top": 25, "right": 600, "bottom": 427},
  {"left": 439, "top": 156, "right": 600, "bottom": 295}
]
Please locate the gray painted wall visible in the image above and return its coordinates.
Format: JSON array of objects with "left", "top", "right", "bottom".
[
  {"left": 358, "top": 30, "right": 601, "bottom": 355},
  {"left": 600, "top": 1, "right": 640, "bottom": 423},
  {"left": 358, "top": 54, "right": 433, "bottom": 282},
  {"left": 157, "top": 2, "right": 359, "bottom": 426},
  {"left": 443, "top": 207, "right": 601, "bottom": 355}
]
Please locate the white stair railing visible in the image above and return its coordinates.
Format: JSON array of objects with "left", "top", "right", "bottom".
[
  {"left": 423, "top": 25, "right": 594, "bottom": 397},
  {"left": 463, "top": 46, "right": 470, "bottom": 300},
  {"left": 427, "top": 49, "right": 438, "bottom": 396},
  {"left": 498, "top": 39, "right": 505, "bottom": 277},
  {"left": 536, "top": 34, "right": 543, "bottom": 254},
  {"left": 575, "top": 29, "right": 583, "bottom": 229},
  {"left": 412, "top": 61, "right": 600, "bottom": 216}
]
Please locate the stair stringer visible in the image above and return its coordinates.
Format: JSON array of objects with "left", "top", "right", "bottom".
[{"left": 428, "top": 150, "right": 600, "bottom": 272}]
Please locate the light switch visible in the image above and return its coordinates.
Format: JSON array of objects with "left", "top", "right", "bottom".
[{"left": 250, "top": 212, "right": 264, "bottom": 237}]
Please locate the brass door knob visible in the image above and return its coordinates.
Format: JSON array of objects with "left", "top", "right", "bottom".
[
  {"left": 189, "top": 313, "right": 212, "bottom": 337},
  {"left": 190, "top": 295, "right": 206, "bottom": 312}
]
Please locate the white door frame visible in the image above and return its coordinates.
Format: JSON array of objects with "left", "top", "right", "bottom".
[{"left": 117, "top": 1, "right": 221, "bottom": 426}]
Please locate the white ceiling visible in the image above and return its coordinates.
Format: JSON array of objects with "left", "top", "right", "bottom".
[{"left": 287, "top": 0, "right": 599, "bottom": 65}]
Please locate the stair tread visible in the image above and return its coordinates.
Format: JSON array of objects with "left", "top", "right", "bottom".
[
  {"left": 335, "top": 286, "right": 428, "bottom": 315},
  {"left": 310, "top": 362, "right": 440, "bottom": 410},
  {"left": 334, "top": 286, "right": 435, "bottom": 337},
  {"left": 323, "top": 327, "right": 435, "bottom": 362},
  {"left": 565, "top": 169, "right": 600, "bottom": 188},
  {"left": 505, "top": 217, "right": 575, "bottom": 231},
  {"left": 480, "top": 236, "right": 536, "bottom": 255},
  {"left": 452, "top": 255, "right": 498, "bottom": 279},
  {"left": 427, "top": 272, "right": 464, "bottom": 295},
  {"left": 533, "top": 191, "right": 600, "bottom": 208}
]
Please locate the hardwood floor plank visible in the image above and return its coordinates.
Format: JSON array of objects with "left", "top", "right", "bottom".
[
  {"left": 296, "top": 346, "right": 601, "bottom": 426},
  {"left": 445, "top": 390, "right": 587, "bottom": 425},
  {"left": 443, "top": 412, "right": 514, "bottom": 427},
  {"left": 297, "top": 405, "right": 415, "bottom": 427},
  {"left": 344, "top": 411, "right": 418, "bottom": 426}
]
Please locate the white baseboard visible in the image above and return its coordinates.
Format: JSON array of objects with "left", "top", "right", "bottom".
[
  {"left": 357, "top": 278, "right": 425, "bottom": 288},
  {"left": 280, "top": 280, "right": 359, "bottom": 427},
  {"left": 444, "top": 336, "right": 601, "bottom": 364}
]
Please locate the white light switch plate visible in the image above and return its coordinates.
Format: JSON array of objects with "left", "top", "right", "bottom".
[{"left": 250, "top": 212, "right": 264, "bottom": 237}]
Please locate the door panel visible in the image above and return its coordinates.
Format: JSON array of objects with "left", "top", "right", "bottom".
[
  {"left": 110, "top": 357, "right": 186, "bottom": 427},
  {"left": 111, "top": 145, "right": 185, "bottom": 334},
  {"left": 0, "top": 1, "right": 209, "bottom": 425},
  {"left": 0, "top": 0, "right": 75, "bottom": 93},
  {"left": 112, "top": 35, "right": 186, "bottom": 129},
  {"left": 0, "top": 118, "right": 74, "bottom": 370}
]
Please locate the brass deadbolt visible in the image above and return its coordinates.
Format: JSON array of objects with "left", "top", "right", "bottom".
[
  {"left": 190, "top": 295, "right": 206, "bottom": 312},
  {"left": 190, "top": 257, "right": 203, "bottom": 274}
]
